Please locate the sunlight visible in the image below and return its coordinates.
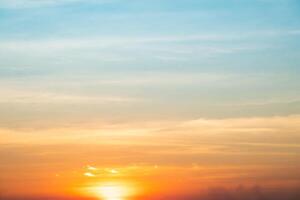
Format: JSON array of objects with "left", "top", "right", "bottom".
[
  {"left": 85, "top": 182, "right": 136, "bottom": 200},
  {"left": 98, "top": 185, "right": 125, "bottom": 200}
]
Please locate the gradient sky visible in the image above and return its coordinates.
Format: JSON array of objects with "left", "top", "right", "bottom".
[{"left": 0, "top": 0, "right": 300, "bottom": 199}]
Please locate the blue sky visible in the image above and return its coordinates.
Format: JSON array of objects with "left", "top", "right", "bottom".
[
  {"left": 0, "top": 0, "right": 299, "bottom": 72},
  {"left": 0, "top": 0, "right": 300, "bottom": 129}
]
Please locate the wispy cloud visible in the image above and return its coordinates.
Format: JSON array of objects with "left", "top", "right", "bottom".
[
  {"left": 1, "top": 115, "right": 300, "bottom": 145},
  {"left": 220, "top": 98, "right": 300, "bottom": 107},
  {"left": 0, "top": 35, "right": 264, "bottom": 66},
  {"left": 0, "top": 35, "right": 237, "bottom": 51},
  {"left": 180, "top": 115, "right": 300, "bottom": 134},
  {"left": 0, "top": 89, "right": 139, "bottom": 104},
  {"left": 0, "top": 0, "right": 113, "bottom": 9},
  {"left": 1, "top": 29, "right": 298, "bottom": 64}
]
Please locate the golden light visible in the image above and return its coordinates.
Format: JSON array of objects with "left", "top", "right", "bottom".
[
  {"left": 98, "top": 185, "right": 126, "bottom": 200},
  {"left": 87, "top": 165, "right": 98, "bottom": 171},
  {"left": 84, "top": 182, "right": 137, "bottom": 200},
  {"left": 109, "top": 169, "right": 119, "bottom": 174},
  {"left": 84, "top": 172, "right": 95, "bottom": 177}
]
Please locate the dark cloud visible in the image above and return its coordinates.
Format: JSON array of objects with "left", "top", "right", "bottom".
[{"left": 140, "top": 185, "right": 300, "bottom": 200}]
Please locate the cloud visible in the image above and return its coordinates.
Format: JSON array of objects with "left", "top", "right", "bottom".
[
  {"left": 0, "top": 90, "right": 139, "bottom": 104},
  {"left": 0, "top": 0, "right": 113, "bottom": 9},
  {"left": 0, "top": 35, "right": 242, "bottom": 51},
  {"left": 83, "top": 172, "right": 95, "bottom": 177},
  {"left": 1, "top": 115, "right": 300, "bottom": 149},
  {"left": 86, "top": 165, "right": 98, "bottom": 171},
  {"left": 1, "top": 29, "right": 298, "bottom": 65},
  {"left": 220, "top": 98, "right": 300, "bottom": 107},
  {"left": 181, "top": 115, "right": 300, "bottom": 131},
  {"left": 172, "top": 115, "right": 300, "bottom": 144},
  {"left": 145, "top": 185, "right": 300, "bottom": 200},
  {"left": 0, "top": 35, "right": 262, "bottom": 67}
]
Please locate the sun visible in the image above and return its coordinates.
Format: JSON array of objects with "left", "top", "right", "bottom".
[
  {"left": 84, "top": 182, "right": 136, "bottom": 200},
  {"left": 97, "top": 185, "right": 126, "bottom": 200}
]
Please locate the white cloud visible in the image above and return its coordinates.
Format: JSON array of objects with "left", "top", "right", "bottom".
[
  {"left": 181, "top": 115, "right": 300, "bottom": 132},
  {"left": 0, "top": 0, "right": 112, "bottom": 9},
  {"left": 0, "top": 35, "right": 260, "bottom": 66}
]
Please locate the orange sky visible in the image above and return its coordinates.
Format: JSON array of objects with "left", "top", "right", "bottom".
[{"left": 1, "top": 116, "right": 300, "bottom": 199}]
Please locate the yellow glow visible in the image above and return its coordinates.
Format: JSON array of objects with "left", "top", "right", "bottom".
[
  {"left": 87, "top": 165, "right": 98, "bottom": 171},
  {"left": 85, "top": 182, "right": 136, "bottom": 200},
  {"left": 84, "top": 172, "right": 95, "bottom": 177},
  {"left": 109, "top": 169, "right": 119, "bottom": 174}
]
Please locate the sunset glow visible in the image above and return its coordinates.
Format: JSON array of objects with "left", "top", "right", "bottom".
[
  {"left": 84, "top": 182, "right": 136, "bottom": 200},
  {"left": 1, "top": 0, "right": 300, "bottom": 200}
]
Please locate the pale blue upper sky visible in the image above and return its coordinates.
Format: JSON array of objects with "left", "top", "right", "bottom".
[{"left": 0, "top": 0, "right": 300, "bottom": 128}]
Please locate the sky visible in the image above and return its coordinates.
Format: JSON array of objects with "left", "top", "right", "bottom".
[{"left": 0, "top": 0, "right": 300, "bottom": 200}]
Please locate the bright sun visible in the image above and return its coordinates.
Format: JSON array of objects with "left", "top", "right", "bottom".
[
  {"left": 85, "top": 182, "right": 136, "bottom": 200},
  {"left": 98, "top": 185, "right": 126, "bottom": 200}
]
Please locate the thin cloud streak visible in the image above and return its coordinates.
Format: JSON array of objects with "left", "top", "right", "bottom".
[
  {"left": 1, "top": 30, "right": 298, "bottom": 64},
  {"left": 2, "top": 29, "right": 300, "bottom": 49},
  {"left": 0, "top": 0, "right": 113, "bottom": 9},
  {"left": 0, "top": 90, "right": 140, "bottom": 104},
  {"left": 1, "top": 115, "right": 300, "bottom": 144}
]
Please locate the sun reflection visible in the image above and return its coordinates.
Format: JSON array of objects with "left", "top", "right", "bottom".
[{"left": 84, "top": 182, "right": 136, "bottom": 200}]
